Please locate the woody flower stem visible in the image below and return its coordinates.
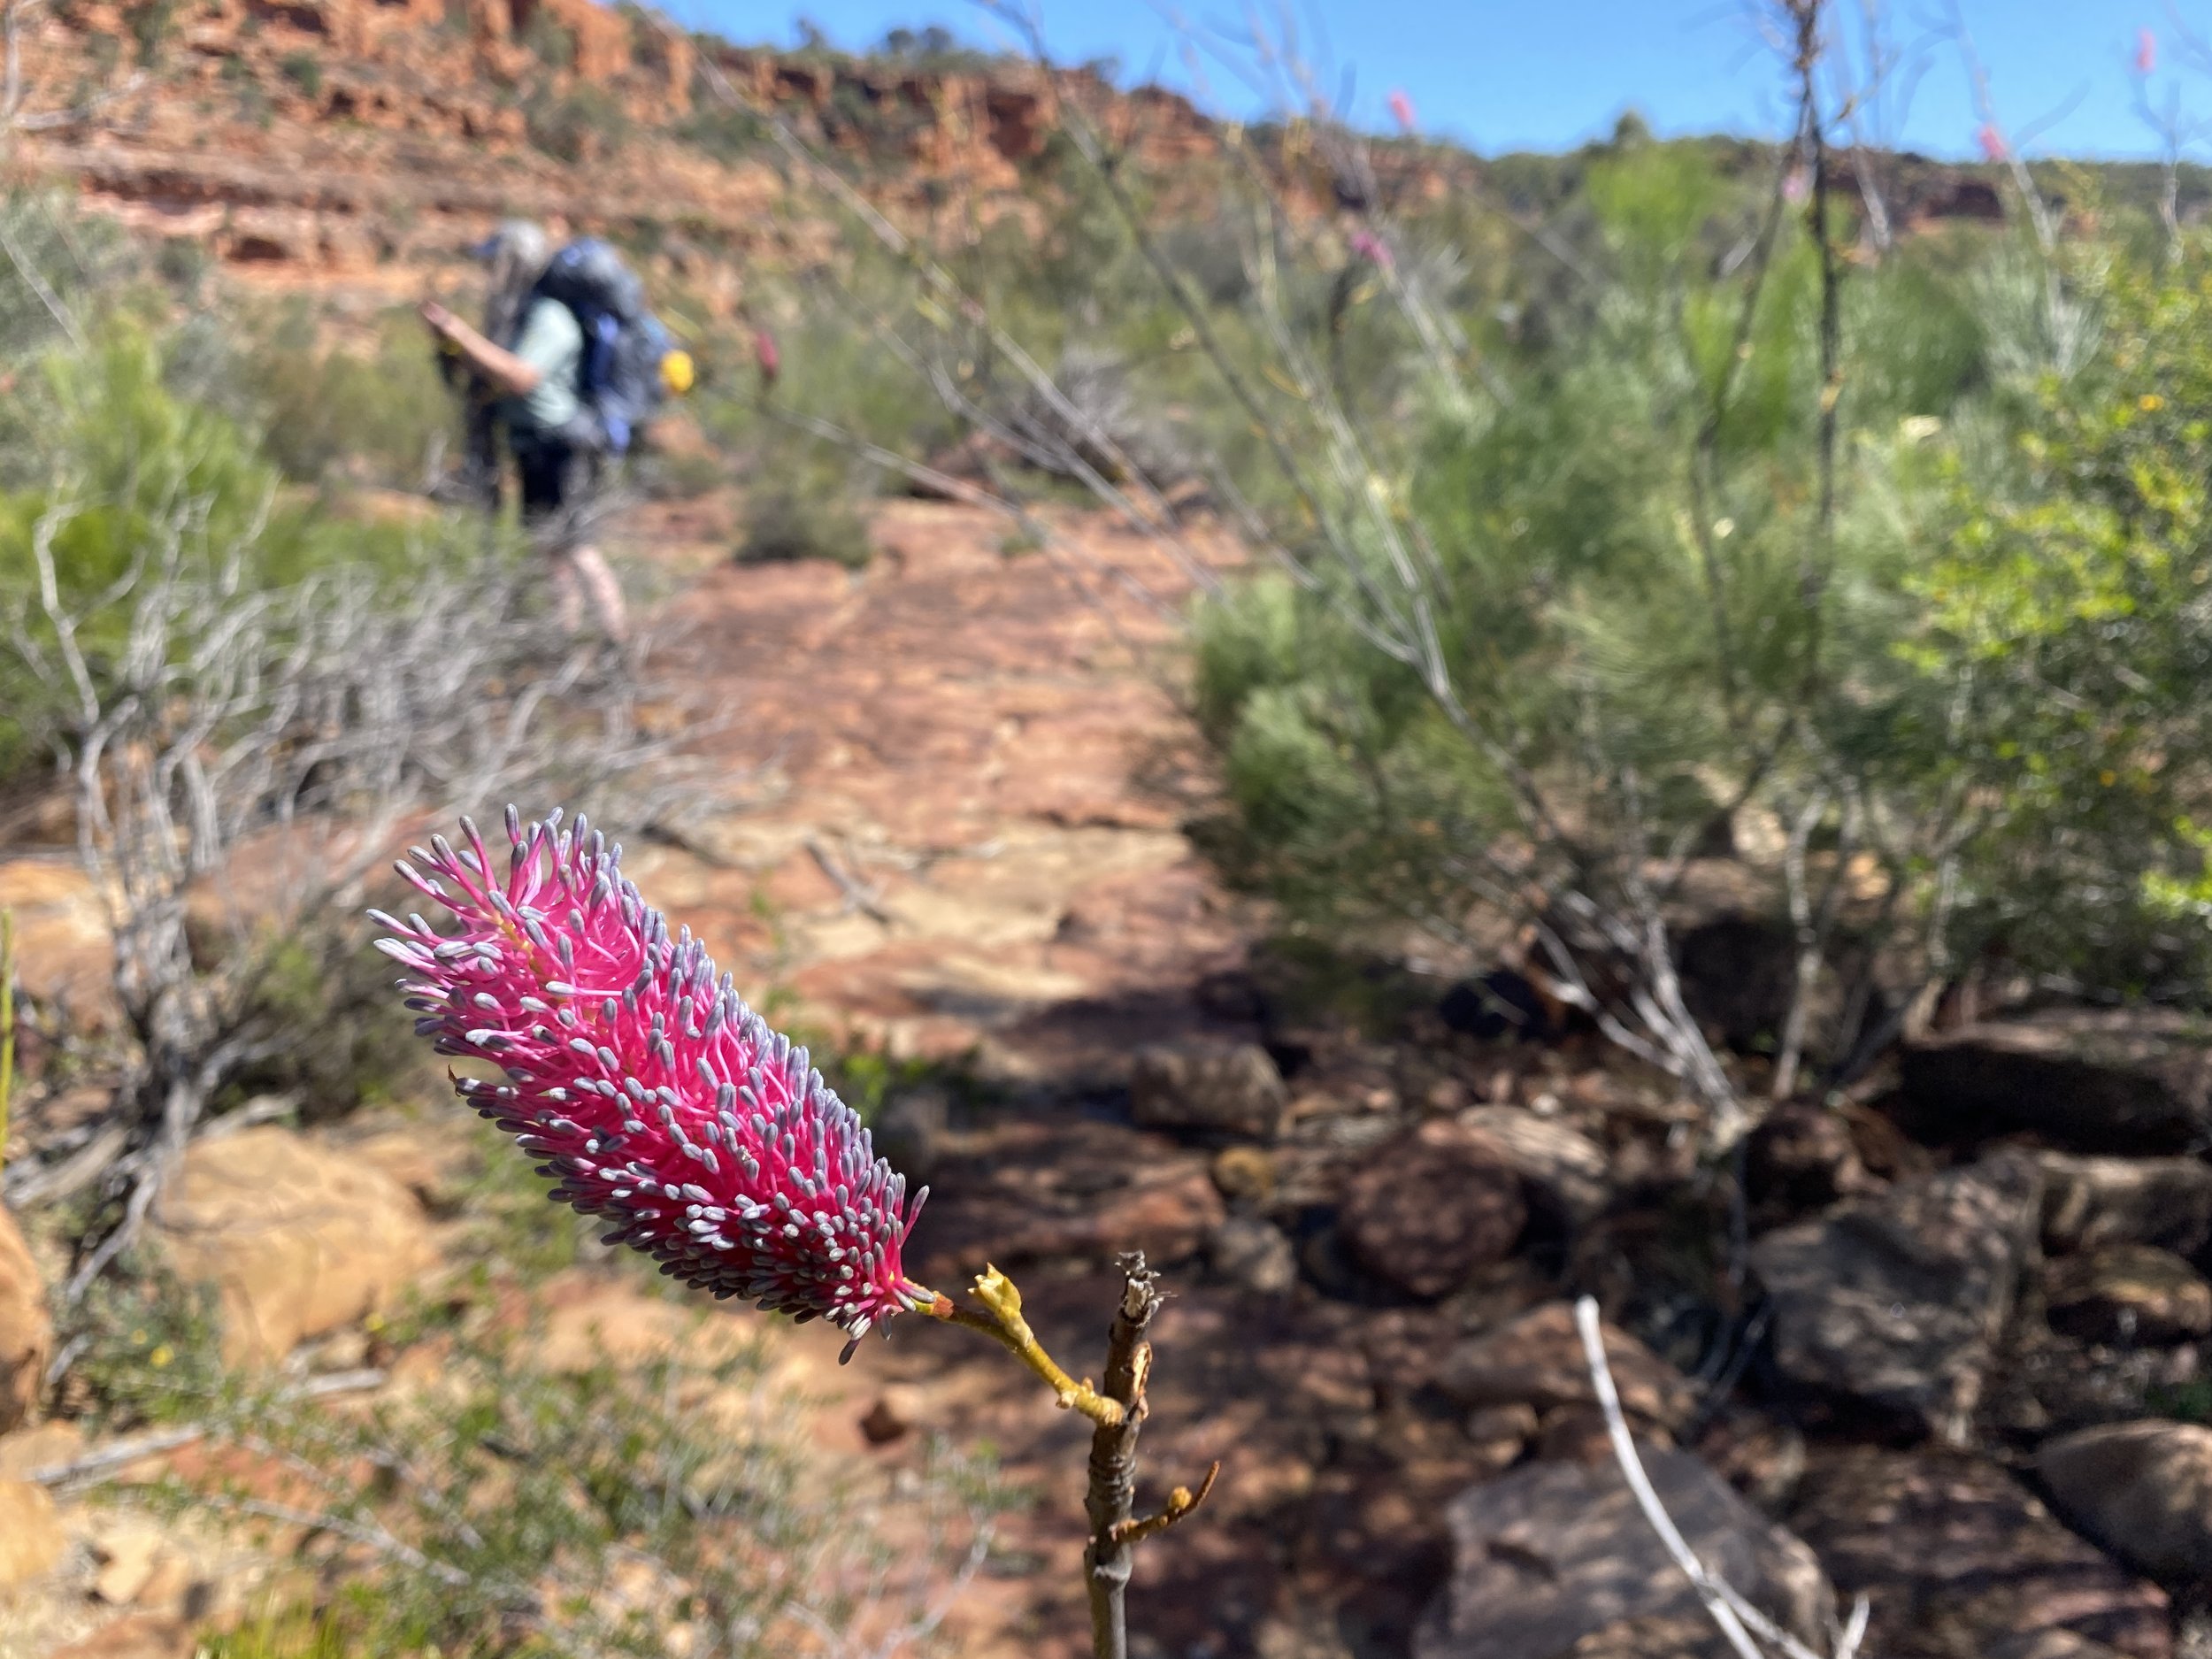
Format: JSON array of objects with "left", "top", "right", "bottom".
[{"left": 926, "top": 1254, "right": 1216, "bottom": 1659}]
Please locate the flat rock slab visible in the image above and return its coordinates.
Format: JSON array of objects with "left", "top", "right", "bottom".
[
  {"left": 1414, "top": 1447, "right": 1833, "bottom": 1659},
  {"left": 1789, "top": 1445, "right": 2171, "bottom": 1659},
  {"left": 2037, "top": 1420, "right": 2212, "bottom": 1592},
  {"left": 1901, "top": 1008, "right": 2212, "bottom": 1153},
  {"left": 151, "top": 1125, "right": 437, "bottom": 1368}
]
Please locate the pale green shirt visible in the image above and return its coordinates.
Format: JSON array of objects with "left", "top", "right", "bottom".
[{"left": 501, "top": 296, "right": 582, "bottom": 437}]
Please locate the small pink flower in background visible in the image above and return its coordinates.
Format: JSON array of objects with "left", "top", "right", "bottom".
[
  {"left": 754, "top": 326, "right": 781, "bottom": 390},
  {"left": 1783, "top": 167, "right": 1810, "bottom": 205},
  {"left": 376, "top": 810, "right": 929, "bottom": 1357},
  {"left": 1348, "top": 227, "right": 1394, "bottom": 270},
  {"left": 2138, "top": 27, "right": 2158, "bottom": 76},
  {"left": 1977, "top": 122, "right": 2008, "bottom": 161},
  {"left": 1388, "top": 88, "right": 1417, "bottom": 133}
]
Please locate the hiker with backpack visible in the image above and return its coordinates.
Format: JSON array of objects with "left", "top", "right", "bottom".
[{"left": 422, "top": 219, "right": 692, "bottom": 644}]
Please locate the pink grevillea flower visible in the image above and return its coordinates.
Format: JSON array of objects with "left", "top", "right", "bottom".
[
  {"left": 373, "top": 809, "right": 930, "bottom": 1358},
  {"left": 1348, "top": 227, "right": 1394, "bottom": 270},
  {"left": 1388, "top": 88, "right": 1417, "bottom": 134},
  {"left": 2139, "top": 28, "right": 2158, "bottom": 77},
  {"left": 1977, "top": 122, "right": 2009, "bottom": 162}
]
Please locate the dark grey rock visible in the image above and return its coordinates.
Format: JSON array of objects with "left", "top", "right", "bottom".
[
  {"left": 1749, "top": 1152, "right": 2043, "bottom": 1441},
  {"left": 1414, "top": 1447, "right": 1833, "bottom": 1659},
  {"left": 1901, "top": 1009, "right": 2212, "bottom": 1154},
  {"left": 1130, "top": 1040, "right": 1289, "bottom": 1141}
]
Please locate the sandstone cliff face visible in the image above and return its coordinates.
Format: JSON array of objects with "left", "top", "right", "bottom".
[{"left": 4, "top": 0, "right": 1225, "bottom": 290}]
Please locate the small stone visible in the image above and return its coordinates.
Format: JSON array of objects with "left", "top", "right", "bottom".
[
  {"left": 1130, "top": 1041, "right": 1289, "bottom": 1140},
  {"left": 1210, "top": 1145, "right": 1277, "bottom": 1203},
  {"left": 0, "top": 1479, "right": 64, "bottom": 1586},
  {"left": 91, "top": 1517, "right": 168, "bottom": 1605},
  {"left": 1464, "top": 1402, "right": 1540, "bottom": 1447},
  {"left": 1534, "top": 1405, "right": 1637, "bottom": 1465},
  {"left": 1207, "top": 1215, "right": 1297, "bottom": 1297},
  {"left": 2047, "top": 1246, "right": 2212, "bottom": 1345},
  {"left": 858, "top": 1385, "right": 926, "bottom": 1446},
  {"left": 2037, "top": 1419, "right": 2212, "bottom": 1591}
]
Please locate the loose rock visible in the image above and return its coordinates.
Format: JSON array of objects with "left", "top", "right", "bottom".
[
  {"left": 1434, "top": 1302, "right": 1694, "bottom": 1433},
  {"left": 0, "top": 1201, "right": 52, "bottom": 1432},
  {"left": 1901, "top": 1008, "right": 2212, "bottom": 1153},
  {"left": 858, "top": 1385, "right": 926, "bottom": 1446},
  {"left": 1414, "top": 1446, "right": 1834, "bottom": 1659},
  {"left": 2037, "top": 1420, "right": 2212, "bottom": 1592},
  {"left": 2047, "top": 1247, "right": 2212, "bottom": 1345},
  {"left": 2039, "top": 1153, "right": 2212, "bottom": 1259},
  {"left": 0, "top": 1478, "right": 65, "bottom": 1586},
  {"left": 1207, "top": 1215, "right": 1297, "bottom": 1297},
  {"left": 150, "top": 1125, "right": 437, "bottom": 1367},
  {"left": 1789, "top": 1444, "right": 2171, "bottom": 1659},
  {"left": 1746, "top": 1102, "right": 1878, "bottom": 1215},
  {"left": 1750, "top": 1151, "right": 2042, "bottom": 1441},
  {"left": 1455, "top": 1107, "right": 1612, "bottom": 1227},
  {"left": 1340, "top": 1120, "right": 1526, "bottom": 1299},
  {"left": 1210, "top": 1144, "right": 1277, "bottom": 1203},
  {"left": 1130, "top": 1040, "right": 1290, "bottom": 1141}
]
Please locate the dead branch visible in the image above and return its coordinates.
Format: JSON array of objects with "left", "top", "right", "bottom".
[{"left": 1575, "top": 1295, "right": 1870, "bottom": 1659}]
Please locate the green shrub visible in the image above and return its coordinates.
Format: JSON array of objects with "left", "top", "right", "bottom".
[
  {"left": 219, "top": 298, "right": 458, "bottom": 486},
  {"left": 735, "top": 473, "right": 874, "bottom": 568},
  {"left": 277, "top": 50, "right": 322, "bottom": 100},
  {"left": 526, "top": 82, "right": 629, "bottom": 162}
]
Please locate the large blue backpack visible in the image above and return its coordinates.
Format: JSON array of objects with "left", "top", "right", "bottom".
[{"left": 534, "top": 239, "right": 672, "bottom": 456}]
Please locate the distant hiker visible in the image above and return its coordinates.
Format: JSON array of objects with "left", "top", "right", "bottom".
[{"left": 421, "top": 219, "right": 687, "bottom": 645}]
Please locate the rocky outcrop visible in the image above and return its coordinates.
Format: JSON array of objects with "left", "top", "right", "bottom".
[
  {"left": 1750, "top": 1152, "right": 2042, "bottom": 1440},
  {"left": 1790, "top": 1445, "right": 2171, "bottom": 1659},
  {"left": 1415, "top": 1448, "right": 1834, "bottom": 1659},
  {"left": 2037, "top": 1421, "right": 2212, "bottom": 1593},
  {"left": 150, "top": 1125, "right": 437, "bottom": 1366},
  {"left": 1901, "top": 1009, "right": 2212, "bottom": 1152}
]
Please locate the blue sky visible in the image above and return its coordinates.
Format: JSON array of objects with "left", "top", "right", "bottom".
[{"left": 659, "top": 1, "right": 2178, "bottom": 160}]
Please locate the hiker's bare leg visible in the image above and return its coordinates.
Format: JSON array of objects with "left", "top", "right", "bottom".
[{"left": 547, "top": 543, "right": 627, "bottom": 642}]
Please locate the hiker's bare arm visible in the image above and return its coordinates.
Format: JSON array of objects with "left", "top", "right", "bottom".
[{"left": 419, "top": 302, "right": 541, "bottom": 398}]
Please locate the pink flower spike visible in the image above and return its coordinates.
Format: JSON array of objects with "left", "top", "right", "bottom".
[
  {"left": 1348, "top": 227, "right": 1394, "bottom": 270},
  {"left": 374, "top": 809, "right": 931, "bottom": 1359},
  {"left": 2138, "top": 27, "right": 2157, "bottom": 76},
  {"left": 1388, "top": 88, "right": 1417, "bottom": 133},
  {"left": 1977, "top": 122, "right": 2008, "bottom": 161}
]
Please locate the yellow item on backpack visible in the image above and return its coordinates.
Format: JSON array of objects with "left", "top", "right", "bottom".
[{"left": 659, "top": 349, "right": 695, "bottom": 397}]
